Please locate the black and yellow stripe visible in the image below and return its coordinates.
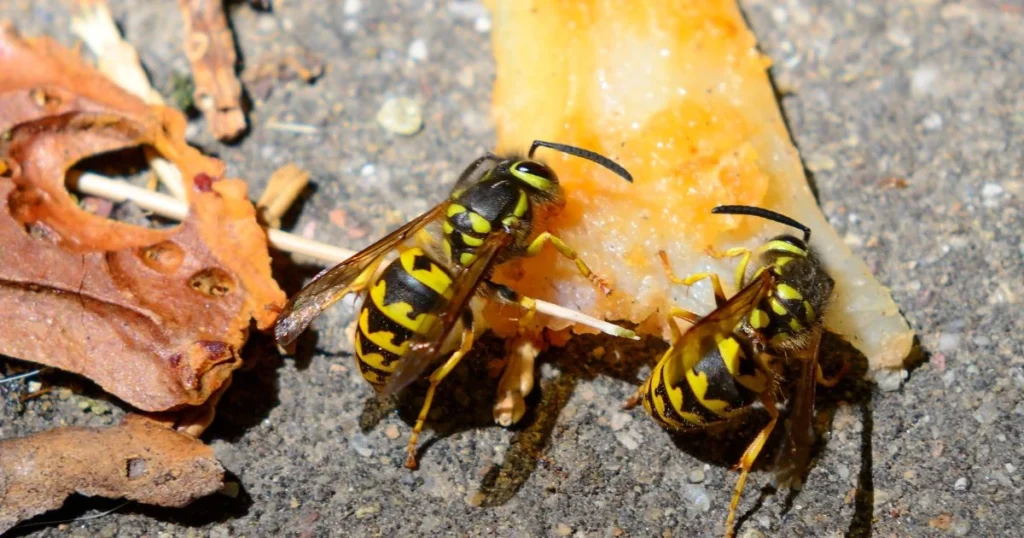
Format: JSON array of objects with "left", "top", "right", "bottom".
[{"left": 353, "top": 248, "right": 453, "bottom": 389}]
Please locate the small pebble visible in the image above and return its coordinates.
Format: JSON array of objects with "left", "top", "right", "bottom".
[
  {"left": 910, "top": 65, "right": 940, "bottom": 97},
  {"left": 349, "top": 433, "right": 374, "bottom": 457},
  {"left": 385, "top": 424, "right": 401, "bottom": 440},
  {"left": 952, "top": 518, "right": 971, "bottom": 536},
  {"left": 26, "top": 380, "right": 42, "bottom": 393},
  {"left": 687, "top": 468, "right": 705, "bottom": 483},
  {"left": 615, "top": 431, "right": 640, "bottom": 450},
  {"left": 555, "top": 523, "right": 573, "bottom": 536},
  {"left": 921, "top": 112, "right": 943, "bottom": 130},
  {"left": 290, "top": 497, "right": 300, "bottom": 509},
  {"left": 376, "top": 97, "right": 423, "bottom": 136},
  {"left": 954, "top": 477, "right": 969, "bottom": 491},
  {"left": 609, "top": 412, "right": 632, "bottom": 431},
  {"left": 973, "top": 400, "right": 999, "bottom": 424},
  {"left": 465, "top": 491, "right": 485, "bottom": 507},
  {"left": 408, "top": 39, "right": 428, "bottom": 62},
  {"left": 682, "top": 483, "right": 710, "bottom": 512},
  {"left": 740, "top": 530, "right": 765, "bottom": 538},
  {"left": 343, "top": 0, "right": 361, "bottom": 16}
]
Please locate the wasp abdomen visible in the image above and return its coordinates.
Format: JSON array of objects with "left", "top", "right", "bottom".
[{"left": 354, "top": 248, "right": 453, "bottom": 390}]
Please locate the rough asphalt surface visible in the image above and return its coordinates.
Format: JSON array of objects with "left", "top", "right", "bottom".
[{"left": 1, "top": 1, "right": 1021, "bottom": 536}]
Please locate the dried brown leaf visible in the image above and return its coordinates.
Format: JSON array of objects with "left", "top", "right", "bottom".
[
  {"left": 0, "top": 415, "right": 224, "bottom": 534},
  {"left": 0, "top": 24, "right": 285, "bottom": 414}
]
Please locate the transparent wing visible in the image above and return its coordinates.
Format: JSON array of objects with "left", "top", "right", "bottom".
[
  {"left": 773, "top": 328, "right": 823, "bottom": 488},
  {"left": 677, "top": 270, "right": 774, "bottom": 373},
  {"left": 380, "top": 231, "right": 512, "bottom": 397},
  {"left": 274, "top": 203, "right": 448, "bottom": 346}
]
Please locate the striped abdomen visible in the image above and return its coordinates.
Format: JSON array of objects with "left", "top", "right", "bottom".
[
  {"left": 353, "top": 248, "right": 453, "bottom": 390},
  {"left": 641, "top": 332, "right": 770, "bottom": 429}
]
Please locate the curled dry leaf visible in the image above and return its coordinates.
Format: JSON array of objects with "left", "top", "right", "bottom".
[
  {"left": 0, "top": 415, "right": 224, "bottom": 534},
  {"left": 486, "top": 1, "right": 914, "bottom": 371},
  {"left": 177, "top": 0, "right": 247, "bottom": 141},
  {"left": 0, "top": 24, "right": 285, "bottom": 414}
]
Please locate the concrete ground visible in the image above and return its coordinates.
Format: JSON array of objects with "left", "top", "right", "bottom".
[{"left": 1, "top": 1, "right": 1021, "bottom": 536}]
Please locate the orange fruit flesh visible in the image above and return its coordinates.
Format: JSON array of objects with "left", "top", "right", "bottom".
[
  {"left": 485, "top": 1, "right": 783, "bottom": 333},
  {"left": 482, "top": 0, "right": 914, "bottom": 370}
]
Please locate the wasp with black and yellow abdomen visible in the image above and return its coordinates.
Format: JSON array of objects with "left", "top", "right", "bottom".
[
  {"left": 275, "top": 140, "right": 633, "bottom": 469},
  {"left": 624, "top": 205, "right": 847, "bottom": 538}
]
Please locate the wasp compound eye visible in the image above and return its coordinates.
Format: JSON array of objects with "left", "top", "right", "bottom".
[{"left": 510, "top": 159, "right": 558, "bottom": 191}]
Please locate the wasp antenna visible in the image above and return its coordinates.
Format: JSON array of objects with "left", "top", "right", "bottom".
[
  {"left": 528, "top": 140, "right": 633, "bottom": 183},
  {"left": 712, "top": 205, "right": 812, "bottom": 242}
]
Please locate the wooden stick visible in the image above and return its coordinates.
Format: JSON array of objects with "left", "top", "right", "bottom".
[
  {"left": 69, "top": 172, "right": 638, "bottom": 339},
  {"left": 70, "top": 0, "right": 189, "bottom": 202}
]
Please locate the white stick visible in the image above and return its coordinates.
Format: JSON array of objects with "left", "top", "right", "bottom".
[
  {"left": 70, "top": 173, "right": 638, "bottom": 339},
  {"left": 70, "top": 1, "right": 188, "bottom": 202}
]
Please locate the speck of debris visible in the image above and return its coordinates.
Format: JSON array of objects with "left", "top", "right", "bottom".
[
  {"left": 355, "top": 502, "right": 381, "bottom": 519},
  {"left": 465, "top": 491, "right": 486, "bottom": 507},
  {"left": 408, "top": 39, "right": 428, "bottom": 62},
  {"left": 954, "top": 477, "right": 970, "bottom": 491},
  {"left": 376, "top": 97, "right": 423, "bottom": 135},
  {"left": 555, "top": 523, "right": 573, "bottom": 536},
  {"left": 687, "top": 468, "right": 705, "bottom": 484},
  {"left": 805, "top": 153, "right": 836, "bottom": 172},
  {"left": 384, "top": 424, "right": 400, "bottom": 440}
]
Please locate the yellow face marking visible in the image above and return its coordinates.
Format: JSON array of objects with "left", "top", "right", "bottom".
[
  {"left": 776, "top": 283, "right": 803, "bottom": 301},
  {"left": 467, "top": 212, "right": 491, "bottom": 234},
  {"left": 460, "top": 232, "right": 484, "bottom": 247},
  {"left": 770, "top": 297, "right": 788, "bottom": 316},
  {"left": 789, "top": 318, "right": 804, "bottom": 332},
  {"left": 804, "top": 300, "right": 816, "bottom": 321},
  {"left": 459, "top": 252, "right": 477, "bottom": 266},
  {"left": 359, "top": 307, "right": 409, "bottom": 355},
  {"left": 368, "top": 279, "right": 437, "bottom": 335},
  {"left": 749, "top": 308, "right": 769, "bottom": 329},
  {"left": 764, "top": 240, "right": 807, "bottom": 257},
  {"left": 774, "top": 256, "right": 794, "bottom": 267},
  {"left": 509, "top": 161, "right": 553, "bottom": 191},
  {"left": 513, "top": 190, "right": 529, "bottom": 218},
  {"left": 442, "top": 221, "right": 454, "bottom": 235},
  {"left": 446, "top": 204, "right": 467, "bottom": 217},
  {"left": 502, "top": 216, "right": 518, "bottom": 227},
  {"left": 685, "top": 370, "right": 730, "bottom": 415},
  {"left": 717, "top": 337, "right": 742, "bottom": 376}
]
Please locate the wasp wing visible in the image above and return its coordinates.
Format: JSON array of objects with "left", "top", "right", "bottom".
[
  {"left": 773, "top": 327, "right": 823, "bottom": 488},
  {"left": 380, "top": 231, "right": 512, "bottom": 398},
  {"left": 674, "top": 270, "right": 775, "bottom": 375},
  {"left": 274, "top": 202, "right": 448, "bottom": 346}
]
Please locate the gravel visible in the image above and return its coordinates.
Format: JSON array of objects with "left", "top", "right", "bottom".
[{"left": 1, "top": 0, "right": 1021, "bottom": 537}]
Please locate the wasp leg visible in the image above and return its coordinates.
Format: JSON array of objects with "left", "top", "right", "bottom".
[
  {"left": 725, "top": 390, "right": 779, "bottom": 538},
  {"left": 405, "top": 311, "right": 475, "bottom": 469},
  {"left": 816, "top": 358, "right": 850, "bottom": 388},
  {"left": 707, "top": 247, "right": 752, "bottom": 291},
  {"left": 484, "top": 281, "right": 538, "bottom": 328},
  {"left": 525, "top": 232, "right": 612, "bottom": 295},
  {"left": 659, "top": 251, "right": 727, "bottom": 307}
]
